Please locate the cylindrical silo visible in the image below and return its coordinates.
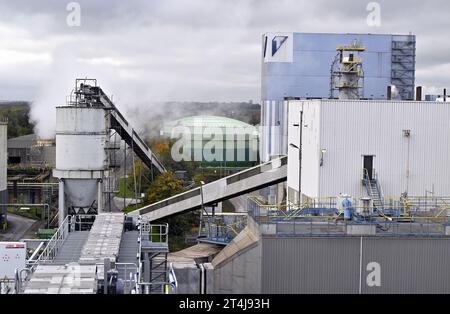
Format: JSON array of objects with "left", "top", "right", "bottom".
[{"left": 53, "top": 106, "right": 109, "bottom": 226}]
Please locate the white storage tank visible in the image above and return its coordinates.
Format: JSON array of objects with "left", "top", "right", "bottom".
[
  {"left": 55, "top": 107, "right": 108, "bottom": 170},
  {"left": 53, "top": 106, "right": 110, "bottom": 226}
]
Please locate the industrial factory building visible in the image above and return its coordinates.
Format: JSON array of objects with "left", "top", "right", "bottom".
[
  {"left": 6, "top": 134, "right": 56, "bottom": 205},
  {"left": 261, "top": 32, "right": 416, "bottom": 161},
  {"left": 287, "top": 99, "right": 450, "bottom": 204},
  {"left": 7, "top": 134, "right": 55, "bottom": 166},
  {"left": 3, "top": 26, "right": 450, "bottom": 296}
]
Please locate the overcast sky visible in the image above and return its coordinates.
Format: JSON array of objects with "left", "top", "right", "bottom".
[{"left": 0, "top": 0, "right": 449, "bottom": 137}]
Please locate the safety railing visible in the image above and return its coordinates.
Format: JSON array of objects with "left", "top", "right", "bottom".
[
  {"left": 373, "top": 170, "right": 385, "bottom": 207},
  {"left": 26, "top": 214, "right": 97, "bottom": 271},
  {"left": 135, "top": 218, "right": 173, "bottom": 294},
  {"left": 115, "top": 262, "right": 138, "bottom": 294},
  {"left": 247, "top": 196, "right": 450, "bottom": 237},
  {"left": 199, "top": 213, "right": 247, "bottom": 244},
  {"left": 140, "top": 222, "right": 169, "bottom": 244},
  {"left": 26, "top": 215, "right": 71, "bottom": 271}
]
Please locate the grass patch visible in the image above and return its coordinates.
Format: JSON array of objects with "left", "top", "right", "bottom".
[
  {"left": 7, "top": 207, "right": 42, "bottom": 220},
  {"left": 122, "top": 203, "right": 141, "bottom": 214},
  {"left": 117, "top": 177, "right": 135, "bottom": 198}
]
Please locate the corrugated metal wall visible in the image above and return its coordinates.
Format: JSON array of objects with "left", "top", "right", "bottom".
[
  {"left": 262, "top": 237, "right": 360, "bottom": 293},
  {"left": 318, "top": 100, "right": 450, "bottom": 197},
  {"left": 261, "top": 236, "right": 450, "bottom": 294},
  {"left": 289, "top": 99, "right": 450, "bottom": 198}
]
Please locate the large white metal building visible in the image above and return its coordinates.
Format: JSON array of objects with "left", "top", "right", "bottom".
[{"left": 287, "top": 99, "right": 450, "bottom": 204}]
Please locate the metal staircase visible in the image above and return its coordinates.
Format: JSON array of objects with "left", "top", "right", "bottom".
[
  {"left": 138, "top": 221, "right": 170, "bottom": 294},
  {"left": 362, "top": 168, "right": 384, "bottom": 209},
  {"left": 117, "top": 230, "right": 139, "bottom": 289},
  {"left": 51, "top": 231, "right": 90, "bottom": 264}
]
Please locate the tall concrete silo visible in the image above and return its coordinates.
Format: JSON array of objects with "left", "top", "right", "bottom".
[
  {"left": 53, "top": 79, "right": 166, "bottom": 226},
  {"left": 53, "top": 106, "right": 109, "bottom": 226}
]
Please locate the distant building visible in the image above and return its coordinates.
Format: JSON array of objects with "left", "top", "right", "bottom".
[
  {"left": 6, "top": 134, "right": 56, "bottom": 205},
  {"left": 161, "top": 115, "right": 259, "bottom": 170},
  {"left": 261, "top": 32, "right": 416, "bottom": 162},
  {"left": 7, "top": 134, "right": 55, "bottom": 166}
]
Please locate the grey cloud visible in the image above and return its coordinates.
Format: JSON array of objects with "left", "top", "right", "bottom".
[{"left": 0, "top": 0, "right": 448, "bottom": 136}]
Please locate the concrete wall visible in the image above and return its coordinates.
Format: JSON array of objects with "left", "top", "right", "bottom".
[
  {"left": 261, "top": 236, "right": 450, "bottom": 294},
  {"left": 172, "top": 262, "right": 200, "bottom": 294},
  {"left": 213, "top": 243, "right": 261, "bottom": 294},
  {"left": 211, "top": 216, "right": 262, "bottom": 293}
]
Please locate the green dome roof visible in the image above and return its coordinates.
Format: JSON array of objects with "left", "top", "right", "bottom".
[{"left": 161, "top": 115, "right": 258, "bottom": 136}]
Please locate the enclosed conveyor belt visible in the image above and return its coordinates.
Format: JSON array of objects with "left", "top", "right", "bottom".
[
  {"left": 128, "top": 156, "right": 287, "bottom": 221},
  {"left": 75, "top": 81, "right": 166, "bottom": 174}
]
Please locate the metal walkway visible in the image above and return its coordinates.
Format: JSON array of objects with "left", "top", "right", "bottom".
[
  {"left": 128, "top": 156, "right": 287, "bottom": 222},
  {"left": 79, "top": 213, "right": 124, "bottom": 264},
  {"left": 117, "top": 231, "right": 139, "bottom": 285},
  {"left": 52, "top": 231, "right": 90, "bottom": 264}
]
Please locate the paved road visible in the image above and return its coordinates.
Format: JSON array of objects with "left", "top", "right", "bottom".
[{"left": 0, "top": 213, "right": 37, "bottom": 241}]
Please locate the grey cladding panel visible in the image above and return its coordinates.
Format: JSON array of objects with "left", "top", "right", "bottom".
[
  {"left": 262, "top": 237, "right": 360, "bottom": 293},
  {"left": 361, "top": 238, "right": 450, "bottom": 294}
]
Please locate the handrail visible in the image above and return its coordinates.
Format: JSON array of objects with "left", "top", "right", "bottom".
[
  {"left": 135, "top": 217, "right": 173, "bottom": 294},
  {"left": 373, "top": 170, "right": 385, "bottom": 207},
  {"left": 26, "top": 215, "right": 71, "bottom": 271},
  {"left": 115, "top": 262, "right": 138, "bottom": 294}
]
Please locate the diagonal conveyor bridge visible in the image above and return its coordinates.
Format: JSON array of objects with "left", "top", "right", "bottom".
[
  {"left": 128, "top": 156, "right": 287, "bottom": 221},
  {"left": 74, "top": 80, "right": 165, "bottom": 174}
]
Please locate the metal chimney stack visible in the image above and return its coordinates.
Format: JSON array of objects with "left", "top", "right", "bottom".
[{"left": 416, "top": 86, "right": 422, "bottom": 101}]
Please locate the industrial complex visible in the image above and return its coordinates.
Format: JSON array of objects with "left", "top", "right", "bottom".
[{"left": 1, "top": 30, "right": 450, "bottom": 295}]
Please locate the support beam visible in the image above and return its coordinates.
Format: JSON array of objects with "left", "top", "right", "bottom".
[{"left": 58, "top": 179, "right": 65, "bottom": 227}]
